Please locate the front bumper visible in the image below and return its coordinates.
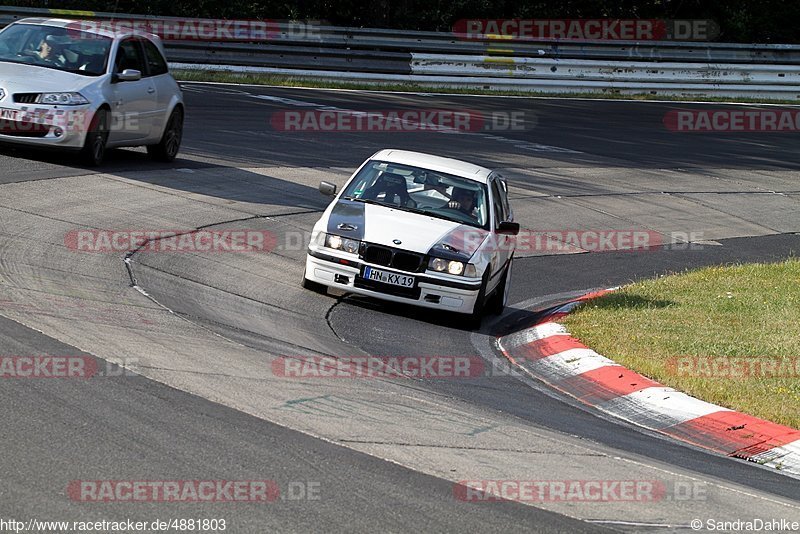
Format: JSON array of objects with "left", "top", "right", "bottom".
[
  {"left": 305, "top": 249, "right": 482, "bottom": 313},
  {"left": 0, "top": 104, "right": 90, "bottom": 149}
]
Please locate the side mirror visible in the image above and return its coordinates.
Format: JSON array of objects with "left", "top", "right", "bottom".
[
  {"left": 114, "top": 69, "right": 141, "bottom": 82},
  {"left": 497, "top": 221, "right": 520, "bottom": 235},
  {"left": 319, "top": 181, "right": 337, "bottom": 197}
]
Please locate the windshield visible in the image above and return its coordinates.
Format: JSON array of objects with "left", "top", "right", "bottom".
[
  {"left": 0, "top": 24, "right": 111, "bottom": 76},
  {"left": 342, "top": 160, "right": 489, "bottom": 229}
]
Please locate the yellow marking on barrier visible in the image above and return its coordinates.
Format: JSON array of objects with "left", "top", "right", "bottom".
[
  {"left": 49, "top": 9, "right": 96, "bottom": 16},
  {"left": 484, "top": 57, "right": 515, "bottom": 64},
  {"left": 485, "top": 34, "right": 514, "bottom": 40},
  {"left": 487, "top": 48, "right": 515, "bottom": 54}
]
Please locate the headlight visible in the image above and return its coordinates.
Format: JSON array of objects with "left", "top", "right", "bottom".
[
  {"left": 429, "top": 257, "right": 478, "bottom": 277},
  {"left": 324, "top": 233, "right": 360, "bottom": 254},
  {"left": 36, "top": 92, "right": 89, "bottom": 105},
  {"left": 430, "top": 258, "right": 448, "bottom": 272},
  {"left": 447, "top": 261, "right": 464, "bottom": 275}
]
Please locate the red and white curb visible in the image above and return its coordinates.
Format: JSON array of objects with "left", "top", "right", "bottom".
[{"left": 498, "top": 290, "right": 800, "bottom": 478}]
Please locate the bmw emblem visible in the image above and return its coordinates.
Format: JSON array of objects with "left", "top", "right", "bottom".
[{"left": 393, "top": 239, "right": 402, "bottom": 245}]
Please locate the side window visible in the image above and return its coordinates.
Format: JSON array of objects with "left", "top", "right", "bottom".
[
  {"left": 490, "top": 179, "right": 506, "bottom": 226},
  {"left": 142, "top": 39, "right": 169, "bottom": 76},
  {"left": 114, "top": 39, "right": 146, "bottom": 74}
]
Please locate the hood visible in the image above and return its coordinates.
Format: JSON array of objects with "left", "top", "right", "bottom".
[
  {"left": 325, "top": 199, "right": 489, "bottom": 259},
  {"left": 0, "top": 62, "right": 93, "bottom": 95}
]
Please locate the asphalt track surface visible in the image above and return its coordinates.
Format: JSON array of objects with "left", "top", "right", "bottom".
[{"left": 0, "top": 84, "right": 799, "bottom": 533}]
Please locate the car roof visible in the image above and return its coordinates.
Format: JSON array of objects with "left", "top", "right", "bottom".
[
  {"left": 372, "top": 149, "right": 494, "bottom": 184},
  {"left": 12, "top": 18, "right": 159, "bottom": 41}
]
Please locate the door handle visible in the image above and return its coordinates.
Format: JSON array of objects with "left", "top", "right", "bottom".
[{"left": 147, "top": 87, "right": 155, "bottom": 94}]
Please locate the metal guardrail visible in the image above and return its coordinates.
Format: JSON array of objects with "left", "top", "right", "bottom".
[
  {"left": 2, "top": 6, "right": 800, "bottom": 99},
  {"left": 412, "top": 55, "right": 800, "bottom": 84}
]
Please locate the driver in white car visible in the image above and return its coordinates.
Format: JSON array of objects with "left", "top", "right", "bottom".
[
  {"left": 448, "top": 187, "right": 478, "bottom": 219},
  {"left": 36, "top": 34, "right": 69, "bottom": 66}
]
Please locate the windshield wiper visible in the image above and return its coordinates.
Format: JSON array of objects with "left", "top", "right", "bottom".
[
  {"left": 343, "top": 196, "right": 382, "bottom": 205},
  {"left": 408, "top": 207, "right": 487, "bottom": 229},
  {"left": 0, "top": 60, "right": 95, "bottom": 75},
  {"left": 346, "top": 197, "right": 431, "bottom": 215}
]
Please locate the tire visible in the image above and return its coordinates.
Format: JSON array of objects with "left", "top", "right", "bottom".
[
  {"left": 465, "top": 271, "right": 489, "bottom": 329},
  {"left": 302, "top": 267, "right": 328, "bottom": 294},
  {"left": 486, "top": 256, "right": 513, "bottom": 316},
  {"left": 80, "top": 108, "right": 109, "bottom": 167},
  {"left": 147, "top": 107, "right": 183, "bottom": 162}
]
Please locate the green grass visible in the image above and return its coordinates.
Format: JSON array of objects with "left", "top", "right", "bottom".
[
  {"left": 174, "top": 69, "right": 800, "bottom": 104},
  {"left": 562, "top": 259, "right": 800, "bottom": 428}
]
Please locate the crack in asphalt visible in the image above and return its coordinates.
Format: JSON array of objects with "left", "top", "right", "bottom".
[
  {"left": 120, "top": 212, "right": 341, "bottom": 356},
  {"left": 335, "top": 439, "right": 607, "bottom": 454},
  {"left": 123, "top": 259, "right": 340, "bottom": 356}
]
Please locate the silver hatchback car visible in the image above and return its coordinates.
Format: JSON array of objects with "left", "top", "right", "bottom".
[{"left": 0, "top": 18, "right": 184, "bottom": 165}]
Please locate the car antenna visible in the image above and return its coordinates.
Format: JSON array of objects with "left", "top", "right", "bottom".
[{"left": 110, "top": 0, "right": 121, "bottom": 22}]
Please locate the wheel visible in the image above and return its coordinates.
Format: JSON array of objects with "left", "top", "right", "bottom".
[
  {"left": 302, "top": 267, "right": 328, "bottom": 294},
  {"left": 147, "top": 107, "right": 183, "bottom": 162},
  {"left": 486, "top": 256, "right": 513, "bottom": 315},
  {"left": 465, "top": 271, "right": 489, "bottom": 329},
  {"left": 80, "top": 108, "right": 109, "bottom": 166}
]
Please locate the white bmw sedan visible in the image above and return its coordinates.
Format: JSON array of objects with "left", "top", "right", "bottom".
[
  {"left": 0, "top": 18, "right": 184, "bottom": 165},
  {"left": 304, "top": 149, "right": 519, "bottom": 324}
]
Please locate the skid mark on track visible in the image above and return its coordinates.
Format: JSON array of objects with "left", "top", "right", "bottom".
[
  {"left": 336, "top": 439, "right": 606, "bottom": 454},
  {"left": 276, "top": 393, "right": 514, "bottom": 438},
  {"left": 200, "top": 85, "right": 584, "bottom": 154}
]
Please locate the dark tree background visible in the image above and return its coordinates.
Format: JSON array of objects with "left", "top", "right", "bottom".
[{"left": 2, "top": 0, "right": 798, "bottom": 42}]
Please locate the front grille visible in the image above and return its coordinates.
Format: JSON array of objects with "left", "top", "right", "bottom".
[
  {"left": 0, "top": 121, "right": 49, "bottom": 137},
  {"left": 13, "top": 93, "right": 38, "bottom": 104},
  {"left": 361, "top": 244, "right": 424, "bottom": 273},
  {"left": 364, "top": 245, "right": 392, "bottom": 267},
  {"left": 393, "top": 251, "right": 423, "bottom": 272}
]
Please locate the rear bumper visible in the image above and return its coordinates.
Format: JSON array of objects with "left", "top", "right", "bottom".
[{"left": 305, "top": 250, "right": 482, "bottom": 313}]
